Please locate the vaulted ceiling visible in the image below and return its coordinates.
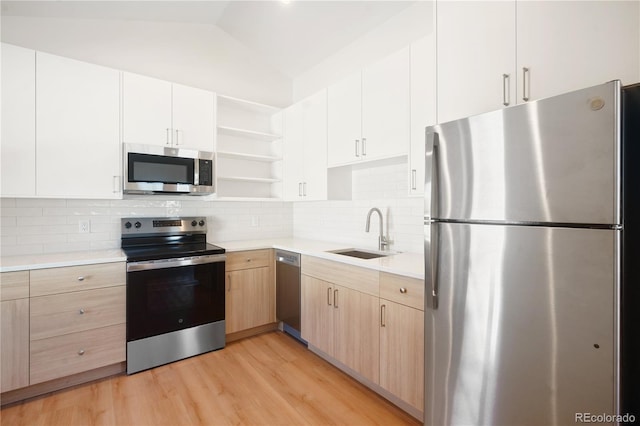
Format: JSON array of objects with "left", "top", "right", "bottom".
[{"left": 1, "top": 0, "right": 417, "bottom": 78}]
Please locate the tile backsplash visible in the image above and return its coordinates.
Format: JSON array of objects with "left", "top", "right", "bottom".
[
  {"left": 1, "top": 162, "right": 424, "bottom": 257},
  {"left": 295, "top": 162, "right": 423, "bottom": 254},
  {"left": 0, "top": 198, "right": 293, "bottom": 256}
]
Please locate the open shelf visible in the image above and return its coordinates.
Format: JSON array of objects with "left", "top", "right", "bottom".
[
  {"left": 217, "top": 151, "right": 282, "bottom": 162},
  {"left": 217, "top": 176, "right": 282, "bottom": 184},
  {"left": 217, "top": 125, "right": 281, "bottom": 142},
  {"left": 216, "top": 94, "right": 283, "bottom": 199}
]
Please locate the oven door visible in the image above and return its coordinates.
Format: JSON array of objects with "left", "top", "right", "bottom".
[{"left": 126, "top": 254, "right": 225, "bottom": 342}]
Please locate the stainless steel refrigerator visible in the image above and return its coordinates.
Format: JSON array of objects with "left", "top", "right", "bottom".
[{"left": 424, "top": 81, "right": 639, "bottom": 425}]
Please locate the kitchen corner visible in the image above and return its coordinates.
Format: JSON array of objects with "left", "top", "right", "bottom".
[{"left": 216, "top": 238, "right": 424, "bottom": 280}]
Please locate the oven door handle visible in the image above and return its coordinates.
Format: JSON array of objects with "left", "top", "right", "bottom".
[{"left": 127, "top": 254, "right": 226, "bottom": 272}]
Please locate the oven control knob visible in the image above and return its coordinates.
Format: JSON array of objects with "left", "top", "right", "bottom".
[
  {"left": 134, "top": 221, "right": 142, "bottom": 229},
  {"left": 199, "top": 220, "right": 205, "bottom": 227},
  {"left": 191, "top": 220, "right": 197, "bottom": 227},
  {"left": 125, "top": 221, "right": 132, "bottom": 229}
]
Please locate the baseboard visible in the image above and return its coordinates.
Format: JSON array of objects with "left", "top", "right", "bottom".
[
  {"left": 1, "top": 362, "right": 126, "bottom": 407},
  {"left": 225, "top": 322, "right": 279, "bottom": 343}
]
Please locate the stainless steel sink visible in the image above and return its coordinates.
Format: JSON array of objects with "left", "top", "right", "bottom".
[{"left": 328, "top": 248, "right": 395, "bottom": 260}]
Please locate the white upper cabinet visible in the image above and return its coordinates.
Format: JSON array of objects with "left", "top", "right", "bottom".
[
  {"left": 362, "top": 46, "right": 410, "bottom": 162},
  {"left": 516, "top": 1, "right": 640, "bottom": 102},
  {"left": 283, "top": 89, "right": 328, "bottom": 201},
  {"left": 170, "top": 83, "right": 215, "bottom": 151},
  {"left": 283, "top": 102, "right": 304, "bottom": 200},
  {"left": 436, "top": 1, "right": 516, "bottom": 124},
  {"left": 409, "top": 34, "right": 437, "bottom": 197},
  {"left": 36, "top": 52, "right": 121, "bottom": 198},
  {"left": 327, "top": 71, "right": 362, "bottom": 166},
  {"left": 122, "top": 73, "right": 214, "bottom": 152},
  {"left": 1, "top": 43, "right": 36, "bottom": 197},
  {"left": 328, "top": 47, "right": 410, "bottom": 167},
  {"left": 437, "top": 0, "right": 639, "bottom": 123},
  {"left": 122, "top": 72, "right": 172, "bottom": 147}
]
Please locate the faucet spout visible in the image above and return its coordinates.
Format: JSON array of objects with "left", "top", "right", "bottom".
[{"left": 365, "top": 207, "right": 388, "bottom": 251}]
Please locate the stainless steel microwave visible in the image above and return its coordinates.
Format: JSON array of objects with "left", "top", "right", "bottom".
[{"left": 124, "top": 144, "right": 215, "bottom": 195}]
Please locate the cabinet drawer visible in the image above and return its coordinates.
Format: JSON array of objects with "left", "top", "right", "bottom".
[
  {"left": 30, "top": 324, "right": 126, "bottom": 385},
  {"left": 30, "top": 262, "right": 125, "bottom": 297},
  {"left": 0, "top": 271, "right": 29, "bottom": 301},
  {"left": 302, "top": 255, "right": 379, "bottom": 297},
  {"left": 31, "top": 286, "right": 125, "bottom": 340},
  {"left": 380, "top": 272, "right": 424, "bottom": 311},
  {"left": 226, "top": 249, "right": 272, "bottom": 271}
]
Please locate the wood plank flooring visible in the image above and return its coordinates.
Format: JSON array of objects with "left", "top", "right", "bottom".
[{"left": 1, "top": 331, "right": 421, "bottom": 425}]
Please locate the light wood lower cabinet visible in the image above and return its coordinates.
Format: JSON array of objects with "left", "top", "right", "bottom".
[
  {"left": 302, "top": 275, "right": 379, "bottom": 384},
  {"left": 30, "top": 324, "right": 125, "bottom": 384},
  {"left": 28, "top": 262, "right": 126, "bottom": 386},
  {"left": 379, "top": 272, "right": 425, "bottom": 411},
  {"left": 30, "top": 286, "right": 126, "bottom": 340},
  {"left": 301, "top": 275, "right": 334, "bottom": 355},
  {"left": 1, "top": 271, "right": 30, "bottom": 393},
  {"left": 301, "top": 256, "right": 424, "bottom": 418},
  {"left": 379, "top": 299, "right": 424, "bottom": 412},
  {"left": 225, "top": 250, "right": 275, "bottom": 334},
  {"left": 301, "top": 257, "right": 380, "bottom": 385}
]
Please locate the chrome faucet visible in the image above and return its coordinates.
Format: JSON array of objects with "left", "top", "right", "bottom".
[{"left": 365, "top": 207, "right": 389, "bottom": 251}]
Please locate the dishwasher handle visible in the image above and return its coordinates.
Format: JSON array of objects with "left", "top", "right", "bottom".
[{"left": 275, "top": 250, "right": 300, "bottom": 267}]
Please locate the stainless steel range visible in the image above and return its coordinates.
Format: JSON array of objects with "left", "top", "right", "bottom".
[{"left": 121, "top": 217, "right": 226, "bottom": 374}]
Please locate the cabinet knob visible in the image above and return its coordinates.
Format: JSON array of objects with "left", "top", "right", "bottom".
[
  {"left": 79, "top": 308, "right": 85, "bottom": 315},
  {"left": 78, "top": 349, "right": 85, "bottom": 356},
  {"left": 399, "top": 287, "right": 407, "bottom": 294},
  {"left": 77, "top": 276, "right": 85, "bottom": 282},
  {"left": 246, "top": 258, "right": 252, "bottom": 262}
]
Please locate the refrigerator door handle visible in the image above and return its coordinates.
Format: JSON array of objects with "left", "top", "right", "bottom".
[{"left": 425, "top": 130, "right": 439, "bottom": 310}]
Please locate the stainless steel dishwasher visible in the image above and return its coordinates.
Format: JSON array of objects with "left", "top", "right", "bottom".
[{"left": 275, "top": 250, "right": 306, "bottom": 344}]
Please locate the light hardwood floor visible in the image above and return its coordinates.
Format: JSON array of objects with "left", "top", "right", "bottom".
[{"left": 1, "top": 331, "right": 421, "bottom": 426}]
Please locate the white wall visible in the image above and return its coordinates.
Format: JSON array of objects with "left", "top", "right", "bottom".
[
  {"left": 293, "top": 1, "right": 434, "bottom": 102},
  {"left": 1, "top": 15, "right": 292, "bottom": 107},
  {"left": 0, "top": 198, "right": 293, "bottom": 256}
]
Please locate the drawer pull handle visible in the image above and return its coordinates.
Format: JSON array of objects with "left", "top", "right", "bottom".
[
  {"left": 79, "top": 308, "right": 85, "bottom": 315},
  {"left": 246, "top": 258, "right": 252, "bottom": 262},
  {"left": 78, "top": 349, "right": 85, "bottom": 356},
  {"left": 77, "top": 276, "right": 85, "bottom": 281},
  {"left": 381, "top": 304, "right": 386, "bottom": 327},
  {"left": 399, "top": 287, "right": 407, "bottom": 294}
]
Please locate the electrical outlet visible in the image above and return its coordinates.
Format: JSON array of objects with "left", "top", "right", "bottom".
[
  {"left": 79, "top": 220, "right": 90, "bottom": 234},
  {"left": 251, "top": 216, "right": 259, "bottom": 227}
]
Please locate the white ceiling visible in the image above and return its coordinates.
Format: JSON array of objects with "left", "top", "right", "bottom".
[{"left": 1, "top": 0, "right": 417, "bottom": 78}]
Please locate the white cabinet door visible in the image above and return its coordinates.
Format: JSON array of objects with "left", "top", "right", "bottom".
[
  {"left": 301, "top": 89, "right": 328, "bottom": 201},
  {"left": 171, "top": 83, "right": 214, "bottom": 151},
  {"left": 1, "top": 44, "right": 36, "bottom": 197},
  {"left": 437, "top": 1, "right": 516, "bottom": 123},
  {"left": 283, "top": 89, "right": 327, "bottom": 201},
  {"left": 327, "top": 71, "right": 362, "bottom": 167},
  {"left": 517, "top": 0, "right": 640, "bottom": 103},
  {"left": 36, "top": 53, "right": 120, "bottom": 198},
  {"left": 409, "top": 35, "right": 437, "bottom": 197},
  {"left": 362, "top": 46, "right": 410, "bottom": 161},
  {"left": 283, "top": 102, "right": 304, "bottom": 201},
  {"left": 122, "top": 72, "right": 172, "bottom": 147}
]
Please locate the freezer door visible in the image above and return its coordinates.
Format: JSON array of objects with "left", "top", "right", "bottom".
[
  {"left": 426, "top": 81, "right": 620, "bottom": 225},
  {"left": 425, "top": 223, "right": 618, "bottom": 426}
]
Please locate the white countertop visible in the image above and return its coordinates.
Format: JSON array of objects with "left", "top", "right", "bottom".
[
  {"left": 216, "top": 238, "right": 424, "bottom": 279},
  {"left": 0, "top": 249, "right": 127, "bottom": 273},
  {"left": 0, "top": 239, "right": 424, "bottom": 279}
]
